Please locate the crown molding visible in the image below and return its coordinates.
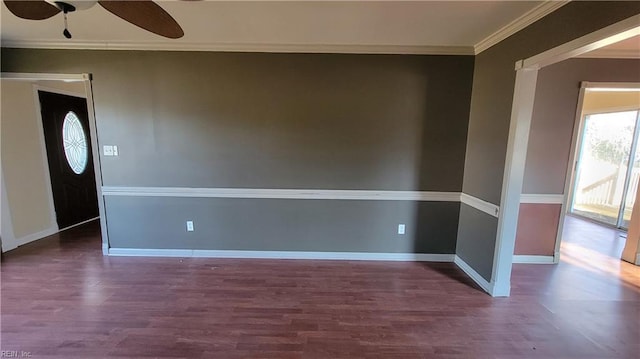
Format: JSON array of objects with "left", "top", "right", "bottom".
[
  {"left": 1, "top": 40, "right": 474, "bottom": 56},
  {"left": 577, "top": 49, "right": 640, "bottom": 59},
  {"left": 1, "top": 2, "right": 570, "bottom": 56},
  {"left": 474, "top": 1, "right": 570, "bottom": 55}
]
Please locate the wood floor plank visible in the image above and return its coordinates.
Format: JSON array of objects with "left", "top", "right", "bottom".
[{"left": 1, "top": 218, "right": 639, "bottom": 358}]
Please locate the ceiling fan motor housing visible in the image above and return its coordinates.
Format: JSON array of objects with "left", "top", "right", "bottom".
[{"left": 46, "top": 0, "right": 98, "bottom": 12}]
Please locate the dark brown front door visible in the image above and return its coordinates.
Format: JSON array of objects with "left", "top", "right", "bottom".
[{"left": 39, "top": 91, "right": 98, "bottom": 229}]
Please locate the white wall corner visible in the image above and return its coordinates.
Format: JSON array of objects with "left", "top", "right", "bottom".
[{"left": 490, "top": 280, "right": 510, "bottom": 297}]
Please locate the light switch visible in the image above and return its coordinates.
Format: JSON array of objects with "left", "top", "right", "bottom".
[
  {"left": 103, "top": 145, "right": 114, "bottom": 156},
  {"left": 113, "top": 146, "right": 119, "bottom": 156}
]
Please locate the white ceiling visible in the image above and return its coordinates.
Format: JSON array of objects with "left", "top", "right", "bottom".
[{"left": 0, "top": 1, "right": 559, "bottom": 54}]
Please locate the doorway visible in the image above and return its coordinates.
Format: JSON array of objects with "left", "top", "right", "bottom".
[
  {"left": 570, "top": 98, "right": 640, "bottom": 229},
  {"left": 38, "top": 90, "right": 99, "bottom": 230},
  {"left": 0, "top": 73, "right": 107, "bottom": 254},
  {"left": 493, "top": 16, "right": 640, "bottom": 296}
]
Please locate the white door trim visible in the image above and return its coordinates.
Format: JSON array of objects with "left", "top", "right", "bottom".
[
  {"left": 82, "top": 75, "right": 109, "bottom": 254},
  {"left": 522, "top": 15, "right": 640, "bottom": 70},
  {"left": 494, "top": 16, "right": 640, "bottom": 296},
  {"left": 557, "top": 82, "right": 590, "bottom": 264},
  {"left": 493, "top": 66, "right": 539, "bottom": 297}
]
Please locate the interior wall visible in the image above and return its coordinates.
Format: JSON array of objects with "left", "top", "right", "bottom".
[
  {"left": 515, "top": 58, "right": 640, "bottom": 257},
  {"left": 0, "top": 79, "right": 86, "bottom": 251},
  {"left": 1, "top": 50, "right": 474, "bottom": 254},
  {"left": 524, "top": 58, "right": 640, "bottom": 195},
  {"left": 1, "top": 80, "right": 53, "bottom": 243},
  {"left": 457, "top": 1, "right": 640, "bottom": 282}
]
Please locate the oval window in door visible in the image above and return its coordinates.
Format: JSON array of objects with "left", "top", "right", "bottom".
[{"left": 62, "top": 111, "right": 88, "bottom": 175}]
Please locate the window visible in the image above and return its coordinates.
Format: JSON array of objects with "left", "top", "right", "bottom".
[
  {"left": 571, "top": 110, "right": 640, "bottom": 228},
  {"left": 62, "top": 111, "right": 88, "bottom": 175}
]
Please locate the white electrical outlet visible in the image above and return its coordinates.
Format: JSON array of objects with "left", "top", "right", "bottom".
[
  {"left": 398, "top": 224, "right": 406, "bottom": 235},
  {"left": 186, "top": 221, "right": 194, "bottom": 232},
  {"left": 113, "top": 145, "right": 119, "bottom": 156}
]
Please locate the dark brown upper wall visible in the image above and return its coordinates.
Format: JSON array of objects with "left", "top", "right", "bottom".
[
  {"left": 524, "top": 58, "right": 640, "bottom": 195},
  {"left": 462, "top": 1, "right": 640, "bottom": 204},
  {"left": 1, "top": 50, "right": 473, "bottom": 191}
]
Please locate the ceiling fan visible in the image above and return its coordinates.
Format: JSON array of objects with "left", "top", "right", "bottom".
[{"left": 3, "top": 0, "right": 188, "bottom": 39}]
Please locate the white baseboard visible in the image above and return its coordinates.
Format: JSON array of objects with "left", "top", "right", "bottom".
[
  {"left": 7, "top": 226, "right": 59, "bottom": 251},
  {"left": 2, "top": 218, "right": 100, "bottom": 253},
  {"left": 109, "top": 248, "right": 192, "bottom": 257},
  {"left": 59, "top": 217, "right": 99, "bottom": 232},
  {"left": 108, "top": 248, "right": 455, "bottom": 262},
  {"left": 453, "top": 255, "right": 494, "bottom": 295},
  {"left": 512, "top": 255, "right": 555, "bottom": 264}
]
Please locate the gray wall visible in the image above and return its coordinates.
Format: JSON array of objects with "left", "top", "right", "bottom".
[
  {"left": 1, "top": 50, "right": 474, "bottom": 253},
  {"left": 107, "top": 197, "right": 460, "bottom": 253},
  {"left": 1, "top": 81, "right": 54, "bottom": 240},
  {"left": 2, "top": 50, "right": 473, "bottom": 191},
  {"left": 456, "top": 204, "right": 497, "bottom": 280},
  {"left": 524, "top": 58, "right": 640, "bottom": 194},
  {"left": 457, "top": 2, "right": 640, "bottom": 282}
]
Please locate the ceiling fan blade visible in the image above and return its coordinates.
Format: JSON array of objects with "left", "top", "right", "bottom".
[
  {"left": 3, "top": 0, "right": 60, "bottom": 20},
  {"left": 98, "top": 0, "right": 183, "bottom": 39}
]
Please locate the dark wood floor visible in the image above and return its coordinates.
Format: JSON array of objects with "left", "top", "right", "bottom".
[{"left": 1, "top": 218, "right": 639, "bottom": 358}]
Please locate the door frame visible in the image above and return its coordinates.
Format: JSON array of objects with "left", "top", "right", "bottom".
[
  {"left": 0, "top": 72, "right": 108, "bottom": 254},
  {"left": 492, "top": 15, "right": 640, "bottom": 296}
]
